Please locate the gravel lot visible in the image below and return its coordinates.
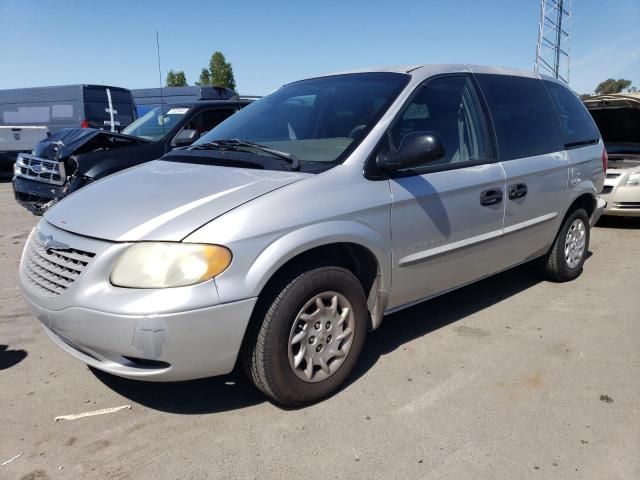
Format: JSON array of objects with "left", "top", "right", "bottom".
[{"left": 1, "top": 179, "right": 638, "bottom": 480}]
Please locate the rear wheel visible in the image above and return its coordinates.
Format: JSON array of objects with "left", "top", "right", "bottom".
[
  {"left": 542, "top": 208, "right": 590, "bottom": 282},
  {"left": 243, "top": 266, "right": 368, "bottom": 406}
]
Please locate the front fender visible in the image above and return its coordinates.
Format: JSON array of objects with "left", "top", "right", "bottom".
[
  {"left": 247, "top": 220, "right": 390, "bottom": 294},
  {"left": 212, "top": 220, "right": 391, "bottom": 321}
]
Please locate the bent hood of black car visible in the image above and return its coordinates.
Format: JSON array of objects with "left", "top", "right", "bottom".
[
  {"left": 44, "top": 159, "right": 310, "bottom": 242},
  {"left": 34, "top": 128, "right": 150, "bottom": 161}
]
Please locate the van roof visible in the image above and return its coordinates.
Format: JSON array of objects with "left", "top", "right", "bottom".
[
  {"left": 0, "top": 84, "right": 132, "bottom": 105},
  {"left": 0, "top": 84, "right": 131, "bottom": 94},
  {"left": 295, "top": 64, "right": 541, "bottom": 83}
]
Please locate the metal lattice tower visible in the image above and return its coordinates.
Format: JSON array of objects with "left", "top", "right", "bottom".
[{"left": 535, "top": 0, "right": 572, "bottom": 83}]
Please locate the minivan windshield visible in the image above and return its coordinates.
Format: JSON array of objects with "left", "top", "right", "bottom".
[
  {"left": 123, "top": 105, "right": 189, "bottom": 141},
  {"left": 190, "top": 73, "right": 409, "bottom": 171}
]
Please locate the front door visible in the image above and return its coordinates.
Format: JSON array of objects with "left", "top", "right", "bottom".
[{"left": 385, "top": 74, "right": 506, "bottom": 309}]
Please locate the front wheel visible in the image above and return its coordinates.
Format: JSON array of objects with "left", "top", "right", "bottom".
[
  {"left": 243, "top": 266, "right": 368, "bottom": 407},
  {"left": 542, "top": 208, "right": 590, "bottom": 282}
]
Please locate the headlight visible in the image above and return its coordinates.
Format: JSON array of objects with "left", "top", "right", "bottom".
[
  {"left": 626, "top": 172, "right": 640, "bottom": 187},
  {"left": 111, "top": 243, "right": 232, "bottom": 288}
]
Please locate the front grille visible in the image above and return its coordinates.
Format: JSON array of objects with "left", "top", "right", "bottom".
[
  {"left": 606, "top": 172, "right": 622, "bottom": 179},
  {"left": 601, "top": 186, "right": 613, "bottom": 194},
  {"left": 14, "top": 154, "right": 65, "bottom": 186},
  {"left": 23, "top": 234, "right": 95, "bottom": 297}
]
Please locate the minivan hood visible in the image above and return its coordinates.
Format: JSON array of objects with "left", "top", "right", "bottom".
[{"left": 44, "top": 160, "right": 309, "bottom": 241}]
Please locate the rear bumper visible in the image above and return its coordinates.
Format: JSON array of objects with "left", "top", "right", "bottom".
[
  {"left": 23, "top": 294, "right": 257, "bottom": 382},
  {"left": 590, "top": 197, "right": 607, "bottom": 226}
]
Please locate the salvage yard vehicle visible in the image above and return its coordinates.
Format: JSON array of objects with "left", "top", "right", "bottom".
[
  {"left": 0, "top": 125, "right": 48, "bottom": 172},
  {"left": 19, "top": 65, "right": 605, "bottom": 406},
  {"left": 0, "top": 84, "right": 136, "bottom": 134},
  {"left": 584, "top": 93, "right": 640, "bottom": 216},
  {"left": 12, "top": 99, "right": 252, "bottom": 214},
  {"left": 131, "top": 85, "right": 238, "bottom": 116}
]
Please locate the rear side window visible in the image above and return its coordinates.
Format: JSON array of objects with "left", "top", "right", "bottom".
[
  {"left": 84, "top": 88, "right": 135, "bottom": 130},
  {"left": 543, "top": 80, "right": 600, "bottom": 147},
  {"left": 476, "top": 74, "right": 563, "bottom": 161}
]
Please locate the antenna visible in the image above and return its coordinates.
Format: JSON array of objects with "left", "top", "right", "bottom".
[
  {"left": 535, "top": 0, "right": 572, "bottom": 84},
  {"left": 155, "top": 30, "right": 167, "bottom": 142}
]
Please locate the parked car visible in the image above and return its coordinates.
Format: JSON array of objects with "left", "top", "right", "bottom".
[
  {"left": 12, "top": 99, "right": 252, "bottom": 214},
  {"left": 0, "top": 125, "right": 48, "bottom": 173},
  {"left": 584, "top": 93, "right": 640, "bottom": 216},
  {"left": 0, "top": 84, "right": 136, "bottom": 134},
  {"left": 19, "top": 65, "right": 605, "bottom": 406},
  {"left": 131, "top": 85, "right": 240, "bottom": 116}
]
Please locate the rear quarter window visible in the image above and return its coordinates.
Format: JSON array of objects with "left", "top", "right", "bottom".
[
  {"left": 476, "top": 74, "right": 563, "bottom": 161},
  {"left": 543, "top": 80, "right": 600, "bottom": 147},
  {"left": 83, "top": 87, "right": 135, "bottom": 129}
]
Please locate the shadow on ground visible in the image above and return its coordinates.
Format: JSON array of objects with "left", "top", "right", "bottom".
[
  {"left": 94, "top": 262, "right": 548, "bottom": 414},
  {"left": 596, "top": 216, "right": 640, "bottom": 229},
  {"left": 0, "top": 344, "right": 27, "bottom": 370},
  {"left": 91, "top": 368, "right": 266, "bottom": 415},
  {"left": 350, "top": 262, "right": 542, "bottom": 382}
]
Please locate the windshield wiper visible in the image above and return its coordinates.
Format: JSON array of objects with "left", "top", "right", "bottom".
[{"left": 192, "top": 139, "right": 300, "bottom": 171}]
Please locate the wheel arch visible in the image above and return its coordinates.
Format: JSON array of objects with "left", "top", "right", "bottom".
[
  {"left": 564, "top": 190, "right": 597, "bottom": 221},
  {"left": 245, "top": 221, "right": 390, "bottom": 331}
]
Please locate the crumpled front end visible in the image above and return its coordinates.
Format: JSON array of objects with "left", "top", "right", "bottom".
[{"left": 12, "top": 128, "right": 148, "bottom": 214}]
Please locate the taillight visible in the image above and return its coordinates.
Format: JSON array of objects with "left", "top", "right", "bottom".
[
  {"left": 602, "top": 146, "right": 608, "bottom": 172},
  {"left": 80, "top": 120, "right": 89, "bottom": 128}
]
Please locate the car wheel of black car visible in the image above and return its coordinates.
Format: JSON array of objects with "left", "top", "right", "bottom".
[{"left": 243, "top": 266, "right": 368, "bottom": 407}]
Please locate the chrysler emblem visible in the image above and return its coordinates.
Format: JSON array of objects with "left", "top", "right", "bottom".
[{"left": 38, "top": 232, "right": 70, "bottom": 252}]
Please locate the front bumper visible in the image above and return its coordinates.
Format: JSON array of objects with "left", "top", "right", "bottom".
[
  {"left": 601, "top": 187, "right": 640, "bottom": 217},
  {"left": 23, "top": 295, "right": 256, "bottom": 381},
  {"left": 19, "top": 221, "right": 257, "bottom": 381},
  {"left": 13, "top": 175, "right": 64, "bottom": 214}
]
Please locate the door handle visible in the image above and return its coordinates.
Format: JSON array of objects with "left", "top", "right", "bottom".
[
  {"left": 508, "top": 183, "right": 528, "bottom": 200},
  {"left": 480, "top": 188, "right": 503, "bottom": 206}
]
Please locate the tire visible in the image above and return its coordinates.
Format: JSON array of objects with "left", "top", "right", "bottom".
[
  {"left": 243, "top": 266, "right": 368, "bottom": 407},
  {"left": 542, "top": 208, "right": 590, "bottom": 282}
]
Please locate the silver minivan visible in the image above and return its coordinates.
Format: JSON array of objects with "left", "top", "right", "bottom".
[{"left": 19, "top": 65, "right": 606, "bottom": 406}]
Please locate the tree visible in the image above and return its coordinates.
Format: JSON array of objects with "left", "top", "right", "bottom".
[
  {"left": 595, "top": 78, "right": 633, "bottom": 95},
  {"left": 166, "top": 69, "right": 188, "bottom": 87},
  {"left": 195, "top": 68, "right": 211, "bottom": 86},
  {"left": 208, "top": 51, "right": 236, "bottom": 90}
]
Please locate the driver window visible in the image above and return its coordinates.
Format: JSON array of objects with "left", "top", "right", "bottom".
[{"left": 390, "top": 76, "right": 487, "bottom": 166}]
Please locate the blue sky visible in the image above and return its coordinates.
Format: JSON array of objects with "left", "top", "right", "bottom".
[{"left": 0, "top": 0, "right": 638, "bottom": 95}]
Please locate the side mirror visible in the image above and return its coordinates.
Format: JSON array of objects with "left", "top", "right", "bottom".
[
  {"left": 172, "top": 129, "right": 200, "bottom": 147},
  {"left": 377, "top": 131, "right": 445, "bottom": 171}
]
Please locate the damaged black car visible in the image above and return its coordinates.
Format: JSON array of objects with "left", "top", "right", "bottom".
[{"left": 13, "top": 98, "right": 252, "bottom": 214}]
